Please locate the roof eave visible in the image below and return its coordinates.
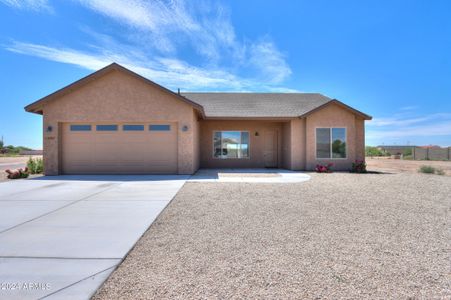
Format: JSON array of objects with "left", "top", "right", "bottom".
[
  {"left": 298, "top": 99, "right": 372, "bottom": 120},
  {"left": 202, "top": 116, "right": 297, "bottom": 121}
]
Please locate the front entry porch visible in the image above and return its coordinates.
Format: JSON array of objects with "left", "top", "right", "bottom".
[
  {"left": 188, "top": 168, "right": 311, "bottom": 183},
  {"left": 199, "top": 120, "right": 289, "bottom": 169}
]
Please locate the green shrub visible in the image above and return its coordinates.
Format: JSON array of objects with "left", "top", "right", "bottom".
[
  {"left": 403, "top": 148, "right": 413, "bottom": 156},
  {"left": 365, "top": 146, "right": 390, "bottom": 157},
  {"left": 419, "top": 165, "right": 435, "bottom": 174},
  {"left": 436, "top": 169, "right": 445, "bottom": 175},
  {"left": 351, "top": 160, "right": 367, "bottom": 173},
  {"left": 27, "top": 157, "right": 44, "bottom": 174}
]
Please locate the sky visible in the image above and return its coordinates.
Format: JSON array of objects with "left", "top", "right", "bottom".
[{"left": 0, "top": 0, "right": 450, "bottom": 149}]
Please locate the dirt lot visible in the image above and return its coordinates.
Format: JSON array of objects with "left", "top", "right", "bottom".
[
  {"left": 0, "top": 156, "right": 42, "bottom": 181},
  {"left": 94, "top": 172, "right": 450, "bottom": 299},
  {"left": 367, "top": 157, "right": 451, "bottom": 175}
]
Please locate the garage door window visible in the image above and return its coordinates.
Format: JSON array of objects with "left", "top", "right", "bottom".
[
  {"left": 96, "top": 125, "right": 118, "bottom": 131},
  {"left": 70, "top": 125, "right": 91, "bottom": 131},
  {"left": 149, "top": 125, "right": 171, "bottom": 131},
  {"left": 123, "top": 125, "right": 144, "bottom": 131}
]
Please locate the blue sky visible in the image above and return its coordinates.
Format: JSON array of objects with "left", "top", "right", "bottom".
[{"left": 1, "top": 0, "right": 450, "bottom": 149}]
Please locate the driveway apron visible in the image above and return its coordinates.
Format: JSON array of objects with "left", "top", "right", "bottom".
[{"left": 0, "top": 175, "right": 188, "bottom": 300}]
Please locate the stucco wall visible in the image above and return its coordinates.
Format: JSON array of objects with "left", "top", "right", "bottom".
[
  {"left": 199, "top": 120, "right": 283, "bottom": 168},
  {"left": 41, "top": 69, "right": 198, "bottom": 175},
  {"left": 281, "top": 122, "right": 291, "bottom": 169},
  {"left": 192, "top": 111, "right": 201, "bottom": 172},
  {"left": 304, "top": 103, "right": 358, "bottom": 170},
  {"left": 355, "top": 118, "right": 365, "bottom": 161},
  {"left": 290, "top": 118, "right": 306, "bottom": 170}
]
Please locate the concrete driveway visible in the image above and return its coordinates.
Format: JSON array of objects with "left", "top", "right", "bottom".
[{"left": 0, "top": 175, "right": 188, "bottom": 300}]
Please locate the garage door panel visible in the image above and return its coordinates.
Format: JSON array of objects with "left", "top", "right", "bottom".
[{"left": 62, "top": 123, "right": 177, "bottom": 174}]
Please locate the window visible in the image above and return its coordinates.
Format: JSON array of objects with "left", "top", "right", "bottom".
[
  {"left": 70, "top": 125, "right": 91, "bottom": 131},
  {"left": 123, "top": 125, "right": 144, "bottom": 131},
  {"left": 316, "top": 128, "right": 346, "bottom": 159},
  {"left": 149, "top": 124, "right": 170, "bottom": 131},
  {"left": 96, "top": 125, "right": 118, "bottom": 131},
  {"left": 213, "top": 131, "right": 249, "bottom": 159}
]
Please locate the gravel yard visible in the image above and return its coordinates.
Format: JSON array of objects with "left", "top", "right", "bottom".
[
  {"left": 367, "top": 157, "right": 451, "bottom": 176},
  {"left": 93, "top": 172, "right": 450, "bottom": 299}
]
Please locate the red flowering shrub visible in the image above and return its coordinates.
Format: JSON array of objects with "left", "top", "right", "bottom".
[
  {"left": 351, "top": 160, "right": 367, "bottom": 173},
  {"left": 5, "top": 168, "right": 29, "bottom": 179},
  {"left": 315, "top": 163, "right": 333, "bottom": 173}
]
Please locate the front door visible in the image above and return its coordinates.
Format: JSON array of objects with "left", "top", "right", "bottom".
[{"left": 263, "top": 130, "right": 278, "bottom": 167}]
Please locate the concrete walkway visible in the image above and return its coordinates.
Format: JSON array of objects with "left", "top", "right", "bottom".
[
  {"left": 188, "top": 168, "right": 311, "bottom": 183},
  {"left": 0, "top": 175, "right": 188, "bottom": 300}
]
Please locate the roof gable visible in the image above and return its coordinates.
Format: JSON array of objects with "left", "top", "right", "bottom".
[
  {"left": 25, "top": 63, "right": 204, "bottom": 115},
  {"left": 298, "top": 99, "right": 372, "bottom": 120}
]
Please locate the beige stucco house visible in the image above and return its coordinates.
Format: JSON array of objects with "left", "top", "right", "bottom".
[{"left": 25, "top": 63, "right": 372, "bottom": 175}]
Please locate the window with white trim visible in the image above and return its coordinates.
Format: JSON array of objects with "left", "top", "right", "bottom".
[
  {"left": 316, "top": 128, "right": 346, "bottom": 159},
  {"left": 213, "top": 131, "right": 249, "bottom": 159}
]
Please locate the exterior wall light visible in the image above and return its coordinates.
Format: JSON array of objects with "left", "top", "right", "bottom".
[
  {"left": 46, "top": 125, "right": 53, "bottom": 132},
  {"left": 182, "top": 125, "right": 189, "bottom": 132},
  {"left": 255, "top": 131, "right": 259, "bottom": 136}
]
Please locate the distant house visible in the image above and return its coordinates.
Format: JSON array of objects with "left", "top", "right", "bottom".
[
  {"left": 19, "top": 150, "right": 43, "bottom": 156},
  {"left": 25, "top": 63, "right": 372, "bottom": 175},
  {"left": 418, "top": 145, "right": 442, "bottom": 149}
]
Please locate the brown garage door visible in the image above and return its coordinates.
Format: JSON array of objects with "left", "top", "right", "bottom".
[{"left": 62, "top": 123, "right": 177, "bottom": 174}]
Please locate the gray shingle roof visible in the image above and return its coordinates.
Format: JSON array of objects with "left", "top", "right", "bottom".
[{"left": 181, "top": 93, "right": 332, "bottom": 118}]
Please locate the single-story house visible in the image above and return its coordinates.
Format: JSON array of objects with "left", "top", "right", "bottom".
[{"left": 25, "top": 63, "right": 372, "bottom": 175}]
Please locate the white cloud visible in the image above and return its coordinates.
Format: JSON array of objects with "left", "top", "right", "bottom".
[
  {"left": 4, "top": 1, "right": 295, "bottom": 91},
  {"left": 370, "top": 116, "right": 434, "bottom": 127},
  {"left": 0, "top": 0, "right": 52, "bottom": 12},
  {"left": 249, "top": 39, "right": 292, "bottom": 83},
  {"left": 75, "top": 0, "right": 291, "bottom": 79},
  {"left": 6, "top": 42, "right": 111, "bottom": 70},
  {"left": 76, "top": 0, "right": 197, "bottom": 53},
  {"left": 76, "top": 0, "right": 233, "bottom": 58},
  {"left": 369, "top": 113, "right": 451, "bottom": 127},
  {"left": 6, "top": 41, "right": 295, "bottom": 91},
  {"left": 399, "top": 105, "right": 419, "bottom": 111},
  {"left": 366, "top": 110, "right": 451, "bottom": 144},
  {"left": 367, "top": 121, "right": 451, "bottom": 139}
]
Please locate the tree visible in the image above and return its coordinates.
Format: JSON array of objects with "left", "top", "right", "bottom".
[
  {"left": 403, "top": 148, "right": 413, "bottom": 156},
  {"left": 365, "top": 146, "right": 385, "bottom": 157}
]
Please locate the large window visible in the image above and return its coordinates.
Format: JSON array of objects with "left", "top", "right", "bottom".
[
  {"left": 316, "top": 128, "right": 346, "bottom": 159},
  {"left": 213, "top": 131, "right": 249, "bottom": 159}
]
